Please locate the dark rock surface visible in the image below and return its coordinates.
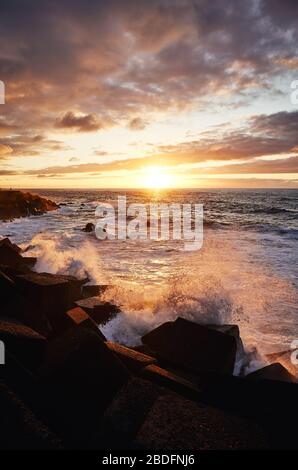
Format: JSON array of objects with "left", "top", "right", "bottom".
[
  {"left": 93, "top": 378, "right": 162, "bottom": 449},
  {"left": 0, "top": 238, "right": 32, "bottom": 272},
  {"left": 82, "top": 284, "right": 109, "bottom": 298},
  {"left": 0, "top": 190, "right": 58, "bottom": 221},
  {"left": 142, "top": 317, "right": 237, "bottom": 375},
  {"left": 0, "top": 318, "right": 47, "bottom": 370},
  {"left": 66, "top": 306, "right": 106, "bottom": 340},
  {"left": 106, "top": 342, "right": 157, "bottom": 373},
  {"left": 266, "top": 349, "right": 297, "bottom": 378},
  {"left": 0, "top": 380, "right": 62, "bottom": 449},
  {"left": 15, "top": 272, "right": 85, "bottom": 334},
  {"left": 247, "top": 362, "right": 296, "bottom": 383},
  {"left": 82, "top": 222, "right": 95, "bottom": 232},
  {"left": 134, "top": 393, "right": 268, "bottom": 450},
  {"left": 37, "top": 328, "right": 130, "bottom": 446},
  {"left": 76, "top": 296, "right": 120, "bottom": 325},
  {"left": 140, "top": 364, "right": 201, "bottom": 400}
]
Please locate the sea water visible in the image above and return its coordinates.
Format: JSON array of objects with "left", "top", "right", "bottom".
[{"left": 1, "top": 188, "right": 297, "bottom": 364}]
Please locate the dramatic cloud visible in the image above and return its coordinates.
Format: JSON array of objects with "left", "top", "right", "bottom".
[
  {"left": 155, "top": 110, "right": 298, "bottom": 163},
  {"left": 208, "top": 156, "right": 298, "bottom": 174},
  {"left": 0, "top": 133, "right": 68, "bottom": 158},
  {"left": 0, "top": 1, "right": 297, "bottom": 185},
  {"left": 55, "top": 111, "right": 104, "bottom": 132},
  {"left": 1, "top": 1, "right": 297, "bottom": 121}
]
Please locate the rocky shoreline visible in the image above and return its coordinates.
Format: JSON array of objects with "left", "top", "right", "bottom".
[
  {"left": 0, "top": 235, "right": 297, "bottom": 449},
  {"left": 0, "top": 190, "right": 58, "bottom": 221}
]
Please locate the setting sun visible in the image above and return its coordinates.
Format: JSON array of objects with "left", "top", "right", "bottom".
[{"left": 142, "top": 166, "right": 173, "bottom": 189}]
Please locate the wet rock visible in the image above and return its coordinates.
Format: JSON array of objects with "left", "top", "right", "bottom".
[
  {"left": 0, "top": 238, "right": 22, "bottom": 253},
  {"left": 21, "top": 256, "right": 37, "bottom": 269},
  {"left": 66, "top": 306, "right": 106, "bottom": 341},
  {"left": 247, "top": 363, "right": 296, "bottom": 383},
  {"left": 0, "top": 238, "right": 31, "bottom": 272},
  {"left": 106, "top": 342, "right": 157, "bottom": 373},
  {"left": 134, "top": 393, "right": 267, "bottom": 450},
  {"left": 82, "top": 222, "right": 95, "bottom": 233},
  {"left": 142, "top": 317, "right": 237, "bottom": 375},
  {"left": 0, "top": 318, "right": 47, "bottom": 370},
  {"left": 76, "top": 296, "right": 120, "bottom": 325},
  {"left": 266, "top": 350, "right": 298, "bottom": 378},
  {"left": 37, "top": 328, "right": 130, "bottom": 446},
  {"left": 205, "top": 323, "right": 246, "bottom": 374},
  {"left": 81, "top": 284, "right": 109, "bottom": 299}
]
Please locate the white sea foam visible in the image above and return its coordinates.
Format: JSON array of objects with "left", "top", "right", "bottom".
[{"left": 1, "top": 190, "right": 297, "bottom": 375}]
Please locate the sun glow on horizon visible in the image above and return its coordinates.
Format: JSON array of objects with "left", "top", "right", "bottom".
[{"left": 141, "top": 166, "right": 173, "bottom": 189}]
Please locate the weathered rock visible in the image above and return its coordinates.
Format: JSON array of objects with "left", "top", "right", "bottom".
[
  {"left": 66, "top": 306, "right": 106, "bottom": 340},
  {"left": 134, "top": 393, "right": 267, "bottom": 450},
  {"left": 76, "top": 296, "right": 120, "bottom": 325},
  {"left": 247, "top": 363, "right": 296, "bottom": 383},
  {"left": 37, "top": 328, "right": 130, "bottom": 446},
  {"left": 142, "top": 317, "right": 237, "bottom": 375},
  {"left": 0, "top": 318, "right": 47, "bottom": 370},
  {"left": 0, "top": 190, "right": 58, "bottom": 221},
  {"left": 82, "top": 222, "right": 95, "bottom": 233},
  {"left": 0, "top": 380, "right": 63, "bottom": 449},
  {"left": 81, "top": 284, "right": 109, "bottom": 299},
  {"left": 106, "top": 342, "right": 157, "bottom": 373}
]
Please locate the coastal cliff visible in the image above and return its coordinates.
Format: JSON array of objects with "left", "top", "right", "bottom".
[{"left": 0, "top": 190, "right": 58, "bottom": 221}]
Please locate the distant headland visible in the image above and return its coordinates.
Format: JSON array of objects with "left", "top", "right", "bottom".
[{"left": 0, "top": 190, "right": 58, "bottom": 221}]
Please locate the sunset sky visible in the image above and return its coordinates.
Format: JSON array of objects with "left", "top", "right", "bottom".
[{"left": 0, "top": 0, "right": 298, "bottom": 189}]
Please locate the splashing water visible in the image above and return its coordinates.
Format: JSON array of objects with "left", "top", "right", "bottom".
[{"left": 1, "top": 188, "right": 297, "bottom": 370}]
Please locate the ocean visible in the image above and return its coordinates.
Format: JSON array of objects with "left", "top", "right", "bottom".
[{"left": 1, "top": 188, "right": 297, "bottom": 366}]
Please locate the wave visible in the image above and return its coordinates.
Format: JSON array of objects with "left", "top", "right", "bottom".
[{"left": 251, "top": 207, "right": 295, "bottom": 215}]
